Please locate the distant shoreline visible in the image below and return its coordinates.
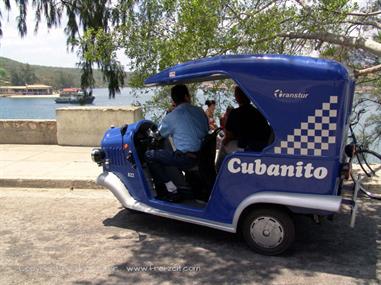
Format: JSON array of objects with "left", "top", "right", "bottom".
[{"left": 0, "top": 94, "right": 59, "bottom": 98}]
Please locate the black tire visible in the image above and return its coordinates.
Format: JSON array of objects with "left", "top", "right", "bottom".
[{"left": 242, "top": 207, "right": 295, "bottom": 256}]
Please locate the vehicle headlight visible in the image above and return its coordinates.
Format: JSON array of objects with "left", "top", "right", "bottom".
[{"left": 91, "top": 148, "right": 106, "bottom": 166}]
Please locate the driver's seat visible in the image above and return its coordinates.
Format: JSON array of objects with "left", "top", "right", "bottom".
[{"left": 184, "top": 128, "right": 221, "bottom": 201}]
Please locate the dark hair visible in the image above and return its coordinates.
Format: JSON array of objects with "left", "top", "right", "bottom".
[
  {"left": 205, "top": 100, "right": 216, "bottom": 107},
  {"left": 171, "top": 84, "right": 190, "bottom": 104},
  {"left": 234, "top": 86, "right": 251, "bottom": 105}
]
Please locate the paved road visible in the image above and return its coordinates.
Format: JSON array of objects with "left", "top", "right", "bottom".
[{"left": 0, "top": 187, "right": 380, "bottom": 285}]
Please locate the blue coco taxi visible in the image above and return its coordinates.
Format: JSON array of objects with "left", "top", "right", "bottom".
[{"left": 92, "top": 55, "right": 358, "bottom": 255}]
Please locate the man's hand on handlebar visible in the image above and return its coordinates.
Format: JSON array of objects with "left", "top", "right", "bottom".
[{"left": 144, "top": 127, "right": 164, "bottom": 149}]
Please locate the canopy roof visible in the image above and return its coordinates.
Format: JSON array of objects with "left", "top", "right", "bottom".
[
  {"left": 144, "top": 54, "right": 350, "bottom": 86},
  {"left": 144, "top": 54, "right": 354, "bottom": 159}
]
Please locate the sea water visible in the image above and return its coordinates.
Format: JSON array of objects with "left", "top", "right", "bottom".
[
  {"left": 0, "top": 87, "right": 224, "bottom": 120},
  {"left": 0, "top": 88, "right": 151, "bottom": 119}
]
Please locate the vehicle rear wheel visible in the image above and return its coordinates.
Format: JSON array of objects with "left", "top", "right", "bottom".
[{"left": 242, "top": 208, "right": 295, "bottom": 255}]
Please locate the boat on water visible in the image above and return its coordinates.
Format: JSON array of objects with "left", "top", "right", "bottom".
[{"left": 55, "top": 88, "right": 95, "bottom": 104}]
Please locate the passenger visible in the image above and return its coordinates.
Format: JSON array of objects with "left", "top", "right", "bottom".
[
  {"left": 217, "top": 105, "right": 233, "bottom": 150},
  {"left": 145, "top": 84, "right": 209, "bottom": 202},
  {"left": 219, "top": 105, "right": 234, "bottom": 130},
  {"left": 216, "top": 86, "right": 272, "bottom": 171},
  {"left": 205, "top": 99, "right": 217, "bottom": 131}
]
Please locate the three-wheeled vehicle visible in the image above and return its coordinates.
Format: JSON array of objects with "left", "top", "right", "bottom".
[{"left": 92, "top": 54, "right": 359, "bottom": 255}]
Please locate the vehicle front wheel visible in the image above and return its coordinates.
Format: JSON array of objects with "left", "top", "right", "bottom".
[
  {"left": 242, "top": 208, "right": 295, "bottom": 255},
  {"left": 124, "top": 207, "right": 139, "bottom": 214}
]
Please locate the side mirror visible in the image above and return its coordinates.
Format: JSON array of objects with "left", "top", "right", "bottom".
[{"left": 120, "top": 124, "right": 129, "bottom": 136}]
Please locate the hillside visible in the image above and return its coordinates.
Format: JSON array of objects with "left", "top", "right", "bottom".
[{"left": 0, "top": 57, "right": 129, "bottom": 89}]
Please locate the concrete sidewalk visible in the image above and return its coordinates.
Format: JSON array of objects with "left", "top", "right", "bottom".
[
  {"left": 0, "top": 144, "right": 380, "bottom": 191},
  {"left": 0, "top": 144, "right": 103, "bottom": 189}
]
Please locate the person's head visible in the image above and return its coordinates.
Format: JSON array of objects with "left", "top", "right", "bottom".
[
  {"left": 205, "top": 99, "right": 216, "bottom": 112},
  {"left": 234, "top": 86, "right": 251, "bottom": 106},
  {"left": 171, "top": 84, "right": 190, "bottom": 106}
]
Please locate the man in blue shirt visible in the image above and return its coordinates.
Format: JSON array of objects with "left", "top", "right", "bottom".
[{"left": 145, "top": 84, "right": 209, "bottom": 202}]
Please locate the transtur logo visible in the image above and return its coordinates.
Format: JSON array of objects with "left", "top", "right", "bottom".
[
  {"left": 274, "top": 89, "right": 309, "bottom": 99},
  {"left": 227, "top": 158, "right": 328, "bottom": 179}
]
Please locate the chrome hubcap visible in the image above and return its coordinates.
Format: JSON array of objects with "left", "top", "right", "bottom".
[{"left": 250, "top": 216, "right": 284, "bottom": 248}]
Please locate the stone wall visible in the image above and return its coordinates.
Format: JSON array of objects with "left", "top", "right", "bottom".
[
  {"left": 0, "top": 120, "right": 57, "bottom": 144},
  {"left": 56, "top": 106, "right": 143, "bottom": 146}
]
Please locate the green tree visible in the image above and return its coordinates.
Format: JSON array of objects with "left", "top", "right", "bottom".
[
  {"left": 0, "top": 67, "right": 6, "bottom": 84},
  {"left": 9, "top": 64, "right": 38, "bottom": 85},
  {"left": 1, "top": 0, "right": 381, "bottom": 145},
  {"left": 54, "top": 71, "right": 75, "bottom": 89},
  {"left": 114, "top": 0, "right": 381, "bottom": 145},
  {"left": 2, "top": 1, "right": 380, "bottom": 88},
  {"left": 22, "top": 64, "right": 38, "bottom": 84},
  {"left": 10, "top": 69, "right": 22, "bottom": 85},
  {"left": 0, "top": 0, "right": 126, "bottom": 97},
  {"left": 113, "top": 0, "right": 381, "bottom": 83}
]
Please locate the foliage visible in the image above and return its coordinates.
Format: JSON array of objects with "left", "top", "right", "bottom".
[
  {"left": 352, "top": 79, "right": 381, "bottom": 149},
  {"left": 110, "top": 0, "right": 381, "bottom": 83},
  {"left": 54, "top": 71, "right": 75, "bottom": 89},
  {"left": 9, "top": 64, "right": 38, "bottom": 85},
  {"left": 116, "top": 0, "right": 381, "bottom": 135},
  {"left": 0, "top": 67, "right": 6, "bottom": 84},
  {"left": 1, "top": 0, "right": 381, "bottom": 144},
  {"left": 2, "top": 1, "right": 381, "bottom": 86},
  {"left": 0, "top": 0, "right": 126, "bottom": 96},
  {"left": 0, "top": 56, "right": 118, "bottom": 89}
]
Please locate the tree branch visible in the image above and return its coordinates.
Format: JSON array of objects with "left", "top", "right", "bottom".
[
  {"left": 354, "top": 64, "right": 381, "bottom": 77},
  {"left": 278, "top": 32, "right": 381, "bottom": 57},
  {"left": 356, "top": 76, "right": 381, "bottom": 85},
  {"left": 346, "top": 10, "right": 381, "bottom": 17},
  {"left": 293, "top": 0, "right": 306, "bottom": 8},
  {"left": 345, "top": 20, "right": 381, "bottom": 30}
]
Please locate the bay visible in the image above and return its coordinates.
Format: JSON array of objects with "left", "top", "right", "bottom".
[{"left": 0, "top": 88, "right": 152, "bottom": 120}]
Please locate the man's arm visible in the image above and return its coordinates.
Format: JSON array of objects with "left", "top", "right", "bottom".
[{"left": 158, "top": 115, "right": 173, "bottom": 138}]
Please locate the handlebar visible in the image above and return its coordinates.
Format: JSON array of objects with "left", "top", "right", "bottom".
[
  {"left": 146, "top": 127, "right": 161, "bottom": 140},
  {"left": 138, "top": 127, "right": 163, "bottom": 149}
]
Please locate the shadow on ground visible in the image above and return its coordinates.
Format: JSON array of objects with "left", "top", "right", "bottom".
[{"left": 75, "top": 198, "right": 381, "bottom": 285}]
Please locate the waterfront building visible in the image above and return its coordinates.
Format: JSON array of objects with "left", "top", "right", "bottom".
[{"left": 0, "top": 84, "right": 53, "bottom": 95}]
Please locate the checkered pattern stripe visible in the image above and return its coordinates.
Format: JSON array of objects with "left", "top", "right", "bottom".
[{"left": 274, "top": 96, "right": 338, "bottom": 156}]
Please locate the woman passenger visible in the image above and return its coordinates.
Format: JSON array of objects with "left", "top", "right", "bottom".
[{"left": 205, "top": 100, "right": 217, "bottom": 131}]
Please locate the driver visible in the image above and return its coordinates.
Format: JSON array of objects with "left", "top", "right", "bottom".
[{"left": 145, "top": 84, "right": 209, "bottom": 202}]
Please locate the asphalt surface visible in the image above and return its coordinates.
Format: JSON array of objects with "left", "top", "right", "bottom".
[{"left": 0, "top": 187, "right": 380, "bottom": 285}]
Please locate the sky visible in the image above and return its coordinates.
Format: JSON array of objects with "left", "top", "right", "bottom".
[{"left": 0, "top": 5, "right": 128, "bottom": 68}]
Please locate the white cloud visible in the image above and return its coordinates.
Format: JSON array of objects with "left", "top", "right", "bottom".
[{"left": 0, "top": 6, "right": 79, "bottom": 67}]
